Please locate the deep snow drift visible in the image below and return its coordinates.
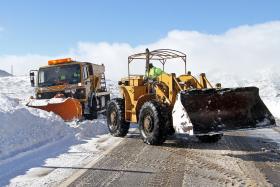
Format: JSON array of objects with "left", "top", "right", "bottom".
[
  {"left": 0, "top": 76, "right": 117, "bottom": 186},
  {"left": 0, "top": 76, "right": 119, "bottom": 161},
  {"left": 0, "top": 94, "right": 74, "bottom": 161},
  {"left": 0, "top": 76, "right": 73, "bottom": 161}
]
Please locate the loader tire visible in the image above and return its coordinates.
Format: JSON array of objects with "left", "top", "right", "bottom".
[
  {"left": 107, "top": 98, "right": 130, "bottom": 137},
  {"left": 139, "top": 101, "right": 167, "bottom": 145},
  {"left": 197, "top": 134, "right": 223, "bottom": 143}
]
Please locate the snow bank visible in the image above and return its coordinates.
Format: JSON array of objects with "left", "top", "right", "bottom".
[
  {"left": 0, "top": 76, "right": 73, "bottom": 160},
  {"left": 0, "top": 76, "right": 34, "bottom": 100},
  {"left": 0, "top": 94, "right": 74, "bottom": 161},
  {"left": 74, "top": 118, "right": 109, "bottom": 140},
  {"left": 0, "top": 76, "right": 111, "bottom": 164},
  {"left": 107, "top": 80, "right": 120, "bottom": 98}
]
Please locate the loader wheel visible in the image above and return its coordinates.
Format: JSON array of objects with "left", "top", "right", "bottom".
[
  {"left": 197, "top": 134, "right": 223, "bottom": 143},
  {"left": 139, "top": 101, "right": 167, "bottom": 145},
  {"left": 107, "top": 98, "right": 130, "bottom": 137}
]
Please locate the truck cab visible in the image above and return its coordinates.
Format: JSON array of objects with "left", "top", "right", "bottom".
[{"left": 30, "top": 58, "right": 110, "bottom": 119}]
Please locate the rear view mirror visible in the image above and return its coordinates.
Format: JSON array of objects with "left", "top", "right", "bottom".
[{"left": 29, "top": 71, "right": 37, "bottom": 87}]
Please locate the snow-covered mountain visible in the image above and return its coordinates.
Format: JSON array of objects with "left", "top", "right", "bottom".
[{"left": 0, "top": 69, "right": 12, "bottom": 77}]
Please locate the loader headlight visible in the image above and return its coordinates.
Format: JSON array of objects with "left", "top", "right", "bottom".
[{"left": 37, "top": 94, "right": 42, "bottom": 98}]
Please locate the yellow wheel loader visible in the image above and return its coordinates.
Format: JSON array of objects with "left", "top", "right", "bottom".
[
  {"left": 27, "top": 58, "right": 110, "bottom": 121},
  {"left": 106, "top": 49, "right": 275, "bottom": 145}
]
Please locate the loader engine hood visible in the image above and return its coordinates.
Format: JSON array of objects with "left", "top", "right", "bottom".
[{"left": 173, "top": 87, "right": 275, "bottom": 135}]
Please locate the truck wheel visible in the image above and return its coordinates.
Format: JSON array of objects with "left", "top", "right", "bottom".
[
  {"left": 91, "top": 103, "right": 98, "bottom": 119},
  {"left": 197, "top": 134, "right": 223, "bottom": 143},
  {"left": 107, "top": 98, "right": 130, "bottom": 137},
  {"left": 139, "top": 101, "right": 167, "bottom": 145},
  {"left": 85, "top": 97, "right": 98, "bottom": 120}
]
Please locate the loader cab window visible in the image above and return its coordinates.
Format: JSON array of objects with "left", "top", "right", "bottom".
[{"left": 38, "top": 64, "right": 81, "bottom": 87}]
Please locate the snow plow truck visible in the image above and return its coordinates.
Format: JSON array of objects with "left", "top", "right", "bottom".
[
  {"left": 106, "top": 49, "right": 275, "bottom": 145},
  {"left": 27, "top": 58, "right": 110, "bottom": 121}
]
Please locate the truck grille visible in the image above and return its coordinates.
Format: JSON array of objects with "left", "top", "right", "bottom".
[{"left": 37, "top": 89, "right": 86, "bottom": 100}]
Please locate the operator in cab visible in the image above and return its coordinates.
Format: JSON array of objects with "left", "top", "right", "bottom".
[{"left": 146, "top": 63, "right": 166, "bottom": 79}]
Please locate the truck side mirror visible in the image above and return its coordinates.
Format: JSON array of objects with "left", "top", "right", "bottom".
[{"left": 30, "top": 72, "right": 35, "bottom": 87}]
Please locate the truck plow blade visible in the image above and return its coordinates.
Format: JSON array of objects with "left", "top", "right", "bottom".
[
  {"left": 173, "top": 87, "right": 275, "bottom": 134},
  {"left": 27, "top": 98, "right": 82, "bottom": 121}
]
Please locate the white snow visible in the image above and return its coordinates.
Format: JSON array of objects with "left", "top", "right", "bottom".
[
  {"left": 0, "top": 77, "right": 73, "bottom": 162},
  {"left": 27, "top": 98, "right": 70, "bottom": 107},
  {"left": 0, "top": 71, "right": 279, "bottom": 186},
  {"left": 208, "top": 68, "right": 280, "bottom": 119},
  {"left": 0, "top": 76, "right": 121, "bottom": 187},
  {"left": 3, "top": 120, "right": 124, "bottom": 187},
  {"left": 250, "top": 128, "right": 280, "bottom": 146},
  {"left": 0, "top": 95, "right": 73, "bottom": 161}
]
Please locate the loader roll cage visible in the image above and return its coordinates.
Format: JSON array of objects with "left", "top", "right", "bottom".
[{"left": 127, "top": 48, "right": 187, "bottom": 78}]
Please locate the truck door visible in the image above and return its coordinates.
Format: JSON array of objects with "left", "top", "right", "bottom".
[
  {"left": 87, "top": 64, "right": 94, "bottom": 91},
  {"left": 82, "top": 65, "right": 91, "bottom": 98}
]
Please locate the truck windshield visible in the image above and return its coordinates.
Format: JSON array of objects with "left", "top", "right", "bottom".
[{"left": 38, "top": 64, "right": 81, "bottom": 87}]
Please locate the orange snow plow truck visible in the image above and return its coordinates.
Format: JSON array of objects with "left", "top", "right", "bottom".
[{"left": 27, "top": 58, "right": 110, "bottom": 121}]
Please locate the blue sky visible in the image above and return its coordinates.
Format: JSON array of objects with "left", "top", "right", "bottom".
[{"left": 0, "top": 0, "right": 279, "bottom": 56}]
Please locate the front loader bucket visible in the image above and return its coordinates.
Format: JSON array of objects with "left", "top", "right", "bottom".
[
  {"left": 173, "top": 87, "right": 275, "bottom": 134},
  {"left": 27, "top": 98, "right": 82, "bottom": 121}
]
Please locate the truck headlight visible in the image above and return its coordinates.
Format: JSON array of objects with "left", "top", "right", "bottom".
[
  {"left": 74, "top": 88, "right": 86, "bottom": 99},
  {"left": 71, "top": 89, "right": 77, "bottom": 94}
]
